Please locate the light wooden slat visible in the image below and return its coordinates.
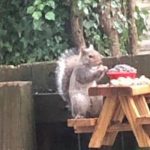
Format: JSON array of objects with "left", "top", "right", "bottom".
[
  {"left": 134, "top": 96, "right": 150, "bottom": 116},
  {"left": 67, "top": 118, "right": 97, "bottom": 127},
  {"left": 102, "top": 102, "right": 125, "bottom": 146},
  {"left": 136, "top": 116, "right": 150, "bottom": 125},
  {"left": 108, "top": 123, "right": 131, "bottom": 132},
  {"left": 89, "top": 85, "right": 150, "bottom": 97},
  {"left": 131, "top": 85, "right": 150, "bottom": 96},
  {"left": 74, "top": 123, "right": 131, "bottom": 134},
  {"left": 89, "top": 96, "right": 117, "bottom": 148},
  {"left": 112, "top": 103, "right": 124, "bottom": 122},
  {"left": 75, "top": 126, "right": 94, "bottom": 133},
  {"left": 120, "top": 96, "right": 150, "bottom": 147},
  {"left": 134, "top": 95, "right": 150, "bottom": 138}
]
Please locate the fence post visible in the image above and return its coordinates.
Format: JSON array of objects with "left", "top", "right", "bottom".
[{"left": 0, "top": 81, "right": 36, "bottom": 150}]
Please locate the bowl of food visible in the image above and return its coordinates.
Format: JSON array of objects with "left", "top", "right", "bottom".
[
  {"left": 107, "top": 71, "right": 137, "bottom": 79},
  {"left": 107, "top": 64, "right": 137, "bottom": 79}
]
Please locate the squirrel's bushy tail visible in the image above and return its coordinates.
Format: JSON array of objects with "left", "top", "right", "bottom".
[{"left": 55, "top": 48, "right": 79, "bottom": 106}]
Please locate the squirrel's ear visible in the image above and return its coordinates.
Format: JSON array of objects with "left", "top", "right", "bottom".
[
  {"left": 88, "top": 44, "right": 94, "bottom": 50},
  {"left": 80, "top": 44, "right": 94, "bottom": 52}
]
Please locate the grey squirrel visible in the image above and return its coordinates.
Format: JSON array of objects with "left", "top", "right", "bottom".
[{"left": 56, "top": 44, "right": 108, "bottom": 118}]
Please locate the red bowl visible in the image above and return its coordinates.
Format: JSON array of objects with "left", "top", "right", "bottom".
[{"left": 107, "top": 71, "right": 137, "bottom": 79}]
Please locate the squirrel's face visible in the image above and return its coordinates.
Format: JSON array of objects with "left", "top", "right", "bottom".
[{"left": 80, "top": 45, "right": 103, "bottom": 66}]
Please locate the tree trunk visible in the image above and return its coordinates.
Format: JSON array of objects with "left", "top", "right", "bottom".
[
  {"left": 127, "top": 0, "right": 138, "bottom": 55},
  {"left": 99, "top": 1, "right": 121, "bottom": 57},
  {"left": 70, "top": 0, "right": 86, "bottom": 49}
]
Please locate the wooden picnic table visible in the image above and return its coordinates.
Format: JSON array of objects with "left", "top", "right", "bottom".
[{"left": 67, "top": 84, "right": 150, "bottom": 149}]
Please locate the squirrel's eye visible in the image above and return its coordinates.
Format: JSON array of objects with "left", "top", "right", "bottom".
[{"left": 89, "top": 55, "right": 93, "bottom": 58}]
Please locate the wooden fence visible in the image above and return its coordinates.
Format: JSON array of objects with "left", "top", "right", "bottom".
[
  {"left": 0, "top": 81, "right": 36, "bottom": 150},
  {"left": 0, "top": 55, "right": 150, "bottom": 123},
  {"left": 0, "top": 54, "right": 150, "bottom": 150}
]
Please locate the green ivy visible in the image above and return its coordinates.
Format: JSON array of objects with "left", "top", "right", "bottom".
[
  {"left": 0, "top": 0, "right": 70, "bottom": 65},
  {"left": 0, "top": 0, "right": 148, "bottom": 65},
  {"left": 77, "top": 0, "right": 148, "bottom": 55}
]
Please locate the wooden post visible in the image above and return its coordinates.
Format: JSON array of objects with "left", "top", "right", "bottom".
[{"left": 0, "top": 81, "right": 36, "bottom": 150}]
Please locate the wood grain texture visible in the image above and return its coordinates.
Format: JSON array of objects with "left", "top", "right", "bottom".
[
  {"left": 119, "top": 96, "right": 150, "bottom": 147},
  {"left": 89, "top": 85, "right": 150, "bottom": 97},
  {"left": 67, "top": 118, "right": 97, "bottom": 127},
  {"left": 0, "top": 81, "right": 36, "bottom": 150},
  {"left": 89, "top": 96, "right": 117, "bottom": 148},
  {"left": 102, "top": 103, "right": 125, "bottom": 146},
  {"left": 136, "top": 116, "right": 150, "bottom": 125}
]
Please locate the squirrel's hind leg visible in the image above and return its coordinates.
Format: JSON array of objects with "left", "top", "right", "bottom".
[
  {"left": 70, "top": 93, "right": 91, "bottom": 118},
  {"left": 89, "top": 96, "right": 103, "bottom": 117}
]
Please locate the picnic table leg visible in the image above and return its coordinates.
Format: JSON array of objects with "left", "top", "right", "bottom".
[
  {"left": 134, "top": 96, "right": 150, "bottom": 136},
  {"left": 89, "top": 96, "right": 118, "bottom": 148},
  {"left": 119, "top": 96, "right": 150, "bottom": 147},
  {"left": 103, "top": 103, "right": 125, "bottom": 146},
  {"left": 134, "top": 96, "right": 150, "bottom": 115}
]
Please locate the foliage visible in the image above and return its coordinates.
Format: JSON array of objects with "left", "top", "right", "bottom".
[
  {"left": 77, "top": 0, "right": 111, "bottom": 55},
  {"left": 0, "top": 0, "right": 148, "bottom": 64},
  {"left": 77, "top": 0, "right": 148, "bottom": 55},
  {"left": 135, "top": 6, "right": 149, "bottom": 39},
  {"left": 0, "top": 0, "right": 70, "bottom": 65}
]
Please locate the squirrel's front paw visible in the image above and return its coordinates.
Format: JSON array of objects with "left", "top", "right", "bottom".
[{"left": 99, "top": 65, "right": 108, "bottom": 72}]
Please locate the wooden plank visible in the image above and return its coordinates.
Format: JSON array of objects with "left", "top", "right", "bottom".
[
  {"left": 75, "top": 126, "right": 94, "bottom": 133},
  {"left": 136, "top": 116, "right": 150, "bottom": 125},
  {"left": 0, "top": 65, "right": 21, "bottom": 82},
  {"left": 119, "top": 96, "right": 150, "bottom": 147},
  {"left": 102, "top": 103, "right": 125, "bottom": 146},
  {"left": 108, "top": 123, "right": 131, "bottom": 132},
  {"left": 135, "top": 95, "right": 150, "bottom": 135},
  {"left": 89, "top": 96, "right": 117, "bottom": 148},
  {"left": 134, "top": 96, "right": 150, "bottom": 115},
  {"left": 2, "top": 83, "right": 21, "bottom": 150},
  {"left": 131, "top": 85, "right": 150, "bottom": 96},
  {"left": 0, "top": 81, "right": 36, "bottom": 150},
  {"left": 67, "top": 118, "right": 97, "bottom": 127},
  {"left": 111, "top": 103, "right": 124, "bottom": 122},
  {"left": 74, "top": 123, "right": 131, "bottom": 134},
  {"left": 0, "top": 83, "right": 4, "bottom": 150},
  {"left": 89, "top": 85, "right": 150, "bottom": 97},
  {"left": 31, "top": 62, "right": 57, "bottom": 92},
  {"left": 19, "top": 82, "right": 36, "bottom": 150}
]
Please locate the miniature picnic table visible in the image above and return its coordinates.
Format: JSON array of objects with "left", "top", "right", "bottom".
[{"left": 67, "top": 84, "right": 150, "bottom": 149}]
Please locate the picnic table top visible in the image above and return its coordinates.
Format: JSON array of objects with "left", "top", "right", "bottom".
[{"left": 88, "top": 84, "right": 150, "bottom": 96}]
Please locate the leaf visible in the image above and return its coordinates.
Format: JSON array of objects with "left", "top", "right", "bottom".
[
  {"left": 77, "top": 1, "right": 83, "bottom": 10},
  {"left": 111, "top": 1, "right": 118, "bottom": 8},
  {"left": 92, "top": 2, "right": 98, "bottom": 8},
  {"left": 33, "top": 20, "right": 43, "bottom": 31},
  {"left": 113, "top": 21, "right": 123, "bottom": 34},
  {"left": 45, "top": 11, "right": 55, "bottom": 20},
  {"left": 15, "top": 52, "right": 20, "bottom": 57},
  {"left": 84, "top": 0, "right": 91, "bottom": 4},
  {"left": 46, "top": 1, "right": 55, "bottom": 8},
  {"left": 37, "top": 4, "right": 45, "bottom": 11},
  {"left": 83, "top": 20, "right": 94, "bottom": 29},
  {"left": 32, "top": 11, "right": 42, "bottom": 20},
  {"left": 34, "top": 0, "right": 42, "bottom": 6},
  {"left": 83, "top": 7, "right": 89, "bottom": 15},
  {"left": 27, "top": 6, "right": 35, "bottom": 14}
]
